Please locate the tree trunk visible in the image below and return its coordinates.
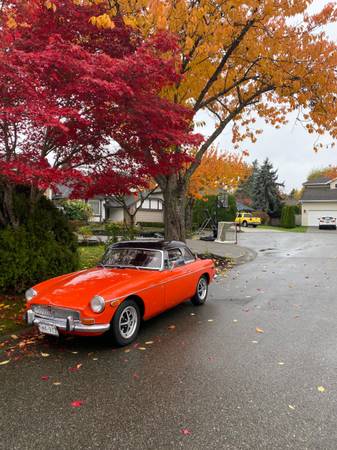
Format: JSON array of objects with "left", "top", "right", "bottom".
[
  {"left": 2, "top": 183, "right": 18, "bottom": 229},
  {"left": 185, "top": 197, "right": 195, "bottom": 234},
  {"left": 158, "top": 174, "right": 187, "bottom": 241}
]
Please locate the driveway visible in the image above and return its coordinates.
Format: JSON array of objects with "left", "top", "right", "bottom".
[{"left": 1, "top": 231, "right": 337, "bottom": 449}]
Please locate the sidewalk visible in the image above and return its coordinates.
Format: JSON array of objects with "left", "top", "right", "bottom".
[{"left": 187, "top": 239, "right": 256, "bottom": 265}]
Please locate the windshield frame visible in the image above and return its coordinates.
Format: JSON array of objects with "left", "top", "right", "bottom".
[{"left": 100, "top": 247, "right": 164, "bottom": 271}]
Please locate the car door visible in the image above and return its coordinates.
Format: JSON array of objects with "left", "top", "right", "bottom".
[{"left": 163, "top": 248, "right": 197, "bottom": 309}]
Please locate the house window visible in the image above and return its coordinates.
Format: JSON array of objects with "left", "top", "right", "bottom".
[
  {"left": 88, "top": 199, "right": 100, "bottom": 216},
  {"left": 140, "top": 198, "right": 163, "bottom": 210}
]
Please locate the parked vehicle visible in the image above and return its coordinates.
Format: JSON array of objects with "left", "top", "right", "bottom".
[
  {"left": 235, "top": 213, "right": 261, "bottom": 227},
  {"left": 318, "top": 216, "right": 336, "bottom": 230},
  {"left": 25, "top": 240, "right": 216, "bottom": 345}
]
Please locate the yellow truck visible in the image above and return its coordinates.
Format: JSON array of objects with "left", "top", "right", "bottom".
[{"left": 235, "top": 212, "right": 261, "bottom": 228}]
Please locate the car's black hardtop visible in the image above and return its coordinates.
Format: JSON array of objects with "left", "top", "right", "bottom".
[{"left": 111, "top": 240, "right": 187, "bottom": 251}]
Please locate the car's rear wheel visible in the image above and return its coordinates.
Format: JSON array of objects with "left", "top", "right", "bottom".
[
  {"left": 242, "top": 220, "right": 248, "bottom": 227},
  {"left": 252, "top": 224, "right": 257, "bottom": 228},
  {"left": 191, "top": 275, "right": 208, "bottom": 306},
  {"left": 110, "top": 299, "right": 140, "bottom": 346}
]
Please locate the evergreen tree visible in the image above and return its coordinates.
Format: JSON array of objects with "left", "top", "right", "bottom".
[
  {"left": 252, "top": 158, "right": 283, "bottom": 216},
  {"left": 236, "top": 159, "right": 259, "bottom": 202}
]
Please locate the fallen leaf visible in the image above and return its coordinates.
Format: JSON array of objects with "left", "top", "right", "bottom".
[
  {"left": 288, "top": 405, "right": 295, "bottom": 410},
  {"left": 10, "top": 335, "right": 18, "bottom": 340},
  {"left": 190, "top": 313, "right": 196, "bottom": 316},
  {"left": 233, "top": 319, "right": 238, "bottom": 323},
  {"left": 53, "top": 382, "right": 61, "bottom": 386},
  {"left": 92, "top": 358, "right": 98, "bottom": 361},
  {"left": 124, "top": 349, "right": 131, "bottom": 353},
  {"left": 145, "top": 341, "right": 154, "bottom": 345},
  {"left": 0, "top": 360, "right": 10, "bottom": 365},
  {"left": 278, "top": 362, "right": 285, "bottom": 366},
  {"left": 138, "top": 347, "right": 146, "bottom": 351},
  {"left": 71, "top": 351, "right": 78, "bottom": 354},
  {"left": 132, "top": 372, "right": 140, "bottom": 380},
  {"left": 69, "top": 363, "right": 82, "bottom": 372},
  {"left": 71, "top": 400, "right": 85, "bottom": 408},
  {"left": 40, "top": 352, "right": 50, "bottom": 357},
  {"left": 318, "top": 386, "right": 326, "bottom": 393},
  {"left": 168, "top": 325, "right": 176, "bottom": 330},
  {"left": 256, "top": 327, "right": 264, "bottom": 334},
  {"left": 180, "top": 428, "right": 192, "bottom": 436},
  {"left": 251, "top": 340, "right": 258, "bottom": 344},
  {"left": 41, "top": 375, "right": 49, "bottom": 381},
  {"left": 208, "top": 319, "right": 214, "bottom": 322}
]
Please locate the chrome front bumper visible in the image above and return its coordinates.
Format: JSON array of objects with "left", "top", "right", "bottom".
[{"left": 26, "top": 309, "right": 110, "bottom": 334}]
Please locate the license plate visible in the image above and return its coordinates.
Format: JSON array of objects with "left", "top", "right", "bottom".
[{"left": 38, "top": 323, "right": 59, "bottom": 336}]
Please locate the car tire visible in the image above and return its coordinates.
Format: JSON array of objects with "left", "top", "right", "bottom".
[
  {"left": 110, "top": 299, "right": 141, "bottom": 346},
  {"left": 252, "top": 225, "right": 257, "bottom": 228},
  {"left": 242, "top": 221, "right": 248, "bottom": 227},
  {"left": 191, "top": 275, "right": 209, "bottom": 306}
]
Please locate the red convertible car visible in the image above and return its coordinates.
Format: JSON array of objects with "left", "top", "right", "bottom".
[{"left": 25, "top": 240, "right": 216, "bottom": 345}]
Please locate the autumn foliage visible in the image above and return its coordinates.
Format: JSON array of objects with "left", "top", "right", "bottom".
[
  {"left": 189, "top": 148, "right": 251, "bottom": 200},
  {"left": 0, "top": 0, "right": 200, "bottom": 228},
  {"left": 90, "top": 0, "right": 337, "bottom": 239}
]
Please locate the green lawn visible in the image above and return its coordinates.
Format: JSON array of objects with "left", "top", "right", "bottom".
[
  {"left": 259, "top": 225, "right": 307, "bottom": 233},
  {"left": 78, "top": 244, "right": 105, "bottom": 269}
]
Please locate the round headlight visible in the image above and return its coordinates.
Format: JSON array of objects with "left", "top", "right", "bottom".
[
  {"left": 25, "top": 288, "right": 37, "bottom": 302},
  {"left": 90, "top": 295, "right": 105, "bottom": 313}
]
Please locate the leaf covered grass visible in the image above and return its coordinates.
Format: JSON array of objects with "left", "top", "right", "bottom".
[
  {"left": 78, "top": 244, "right": 105, "bottom": 270},
  {"left": 0, "top": 295, "right": 26, "bottom": 337}
]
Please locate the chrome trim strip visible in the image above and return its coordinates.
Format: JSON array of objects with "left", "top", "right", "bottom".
[{"left": 26, "top": 310, "right": 110, "bottom": 333}]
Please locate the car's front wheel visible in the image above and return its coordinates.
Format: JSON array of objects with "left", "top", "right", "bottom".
[
  {"left": 191, "top": 275, "right": 209, "bottom": 306},
  {"left": 110, "top": 299, "right": 140, "bottom": 346},
  {"left": 242, "top": 220, "right": 248, "bottom": 227}
]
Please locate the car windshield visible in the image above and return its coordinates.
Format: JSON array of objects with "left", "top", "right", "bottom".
[{"left": 100, "top": 247, "right": 162, "bottom": 270}]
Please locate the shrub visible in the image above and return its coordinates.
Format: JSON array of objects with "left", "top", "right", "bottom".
[
  {"left": 0, "top": 194, "right": 79, "bottom": 293},
  {"left": 137, "top": 221, "right": 164, "bottom": 228},
  {"left": 253, "top": 210, "right": 270, "bottom": 225},
  {"left": 281, "top": 205, "right": 296, "bottom": 228},
  {"left": 60, "top": 200, "right": 92, "bottom": 221},
  {"left": 192, "top": 194, "right": 237, "bottom": 228},
  {"left": 105, "top": 223, "right": 138, "bottom": 245}
]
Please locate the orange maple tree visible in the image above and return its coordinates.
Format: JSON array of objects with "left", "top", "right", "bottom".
[{"left": 189, "top": 148, "right": 251, "bottom": 200}]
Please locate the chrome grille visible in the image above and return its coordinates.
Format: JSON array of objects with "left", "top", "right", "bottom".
[{"left": 32, "top": 304, "right": 80, "bottom": 320}]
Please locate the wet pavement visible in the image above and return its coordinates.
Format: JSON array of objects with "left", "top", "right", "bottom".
[{"left": 1, "top": 230, "right": 337, "bottom": 449}]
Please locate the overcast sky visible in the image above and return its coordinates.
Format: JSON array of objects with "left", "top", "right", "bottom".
[{"left": 197, "top": 0, "right": 337, "bottom": 193}]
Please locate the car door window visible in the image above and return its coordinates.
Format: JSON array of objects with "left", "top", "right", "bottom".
[
  {"left": 167, "top": 248, "right": 183, "bottom": 263},
  {"left": 181, "top": 247, "right": 195, "bottom": 263}
]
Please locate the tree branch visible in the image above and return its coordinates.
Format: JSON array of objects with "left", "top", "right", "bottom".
[{"left": 193, "top": 16, "right": 256, "bottom": 111}]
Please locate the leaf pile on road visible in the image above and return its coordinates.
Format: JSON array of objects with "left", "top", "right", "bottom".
[{"left": 197, "top": 253, "right": 233, "bottom": 277}]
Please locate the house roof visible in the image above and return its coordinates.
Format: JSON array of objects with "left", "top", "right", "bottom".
[
  {"left": 303, "top": 176, "right": 332, "bottom": 186},
  {"left": 301, "top": 187, "right": 337, "bottom": 202}
]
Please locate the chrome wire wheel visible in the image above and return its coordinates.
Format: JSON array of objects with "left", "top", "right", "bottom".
[
  {"left": 119, "top": 306, "right": 138, "bottom": 339},
  {"left": 197, "top": 277, "right": 208, "bottom": 300}
]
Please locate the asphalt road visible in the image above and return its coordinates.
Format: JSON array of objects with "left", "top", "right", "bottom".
[{"left": 2, "top": 230, "right": 337, "bottom": 449}]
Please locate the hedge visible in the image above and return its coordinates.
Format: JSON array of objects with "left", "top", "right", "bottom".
[
  {"left": 280, "top": 205, "right": 296, "bottom": 228},
  {"left": 0, "top": 192, "right": 79, "bottom": 293}
]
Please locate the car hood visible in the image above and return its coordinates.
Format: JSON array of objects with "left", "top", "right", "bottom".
[{"left": 34, "top": 267, "right": 155, "bottom": 308}]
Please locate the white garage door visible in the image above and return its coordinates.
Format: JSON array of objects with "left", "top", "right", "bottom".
[{"left": 307, "top": 210, "right": 337, "bottom": 226}]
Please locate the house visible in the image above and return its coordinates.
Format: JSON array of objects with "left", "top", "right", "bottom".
[
  {"left": 300, "top": 176, "right": 337, "bottom": 226},
  {"left": 52, "top": 185, "right": 164, "bottom": 224}
]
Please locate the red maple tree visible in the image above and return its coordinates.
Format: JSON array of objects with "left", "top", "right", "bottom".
[{"left": 0, "top": 0, "right": 201, "bottom": 227}]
